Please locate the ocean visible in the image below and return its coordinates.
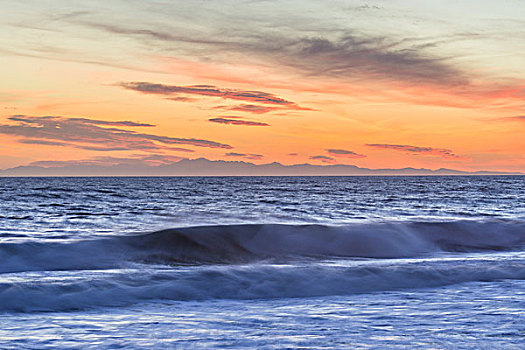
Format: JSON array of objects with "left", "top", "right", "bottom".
[{"left": 0, "top": 176, "right": 524, "bottom": 349}]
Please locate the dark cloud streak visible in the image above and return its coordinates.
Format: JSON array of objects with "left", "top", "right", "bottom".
[
  {"left": 366, "top": 143, "right": 462, "bottom": 159},
  {"left": 68, "top": 118, "right": 155, "bottom": 127},
  {"left": 310, "top": 155, "right": 335, "bottom": 163},
  {"left": 0, "top": 115, "right": 232, "bottom": 151},
  {"left": 29, "top": 154, "right": 186, "bottom": 168},
  {"left": 225, "top": 152, "right": 263, "bottom": 160},
  {"left": 261, "top": 35, "right": 468, "bottom": 87},
  {"left": 82, "top": 22, "right": 234, "bottom": 47},
  {"left": 209, "top": 117, "right": 269, "bottom": 126},
  {"left": 500, "top": 115, "right": 525, "bottom": 122},
  {"left": 83, "top": 18, "right": 469, "bottom": 88},
  {"left": 326, "top": 148, "right": 366, "bottom": 158},
  {"left": 19, "top": 139, "right": 68, "bottom": 146},
  {"left": 120, "top": 82, "right": 305, "bottom": 108},
  {"left": 217, "top": 104, "right": 281, "bottom": 114}
]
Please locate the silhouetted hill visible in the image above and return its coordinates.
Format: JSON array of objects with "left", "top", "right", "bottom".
[{"left": 1, "top": 158, "right": 522, "bottom": 176}]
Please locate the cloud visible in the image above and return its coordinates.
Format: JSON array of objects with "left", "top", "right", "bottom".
[
  {"left": 19, "top": 139, "right": 69, "bottom": 146},
  {"left": 14, "top": 6, "right": 522, "bottom": 111},
  {"left": 119, "top": 82, "right": 306, "bottom": 109},
  {"left": 98, "top": 25, "right": 525, "bottom": 110},
  {"left": 92, "top": 16, "right": 468, "bottom": 89},
  {"left": 208, "top": 117, "right": 269, "bottom": 126},
  {"left": 500, "top": 115, "right": 525, "bottom": 122},
  {"left": 366, "top": 143, "right": 463, "bottom": 159},
  {"left": 29, "top": 154, "right": 186, "bottom": 168},
  {"left": 66, "top": 118, "right": 155, "bottom": 127},
  {"left": 11, "top": 3, "right": 525, "bottom": 112},
  {"left": 0, "top": 115, "right": 232, "bottom": 151},
  {"left": 8, "top": 115, "right": 154, "bottom": 128},
  {"left": 326, "top": 148, "right": 366, "bottom": 158},
  {"left": 310, "top": 155, "right": 335, "bottom": 163},
  {"left": 225, "top": 152, "right": 263, "bottom": 160},
  {"left": 166, "top": 96, "right": 197, "bottom": 102},
  {"left": 83, "top": 12, "right": 468, "bottom": 89},
  {"left": 0, "top": 46, "right": 165, "bottom": 75},
  {"left": 215, "top": 104, "right": 281, "bottom": 114},
  {"left": 267, "top": 35, "right": 468, "bottom": 87},
  {"left": 81, "top": 22, "right": 231, "bottom": 47},
  {"left": 106, "top": 23, "right": 522, "bottom": 110}
]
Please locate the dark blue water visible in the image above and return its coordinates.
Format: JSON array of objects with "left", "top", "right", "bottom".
[
  {"left": 1, "top": 176, "right": 524, "bottom": 242},
  {"left": 0, "top": 176, "right": 524, "bottom": 349}
]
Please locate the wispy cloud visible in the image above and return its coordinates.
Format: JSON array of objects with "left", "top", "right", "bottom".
[
  {"left": 10, "top": 5, "right": 523, "bottom": 111},
  {"left": 225, "top": 152, "right": 263, "bottom": 160},
  {"left": 310, "top": 155, "right": 335, "bottom": 163},
  {"left": 366, "top": 143, "right": 463, "bottom": 160},
  {"left": 8, "top": 2, "right": 525, "bottom": 111},
  {"left": 214, "top": 104, "right": 281, "bottom": 114},
  {"left": 499, "top": 115, "right": 525, "bottom": 122},
  {"left": 108, "top": 23, "right": 523, "bottom": 110},
  {"left": 209, "top": 117, "right": 269, "bottom": 127},
  {"left": 86, "top": 14, "right": 467, "bottom": 89},
  {"left": 0, "top": 115, "right": 232, "bottom": 151},
  {"left": 79, "top": 15, "right": 470, "bottom": 90},
  {"left": 326, "top": 148, "right": 366, "bottom": 158},
  {"left": 8, "top": 115, "right": 154, "bottom": 128},
  {"left": 65, "top": 117, "right": 154, "bottom": 127},
  {"left": 18, "top": 139, "right": 68, "bottom": 146},
  {"left": 166, "top": 96, "right": 197, "bottom": 102},
  {"left": 119, "top": 82, "right": 307, "bottom": 109},
  {"left": 81, "top": 22, "right": 232, "bottom": 47},
  {"left": 255, "top": 35, "right": 468, "bottom": 88},
  {"left": 29, "top": 154, "right": 186, "bottom": 168}
]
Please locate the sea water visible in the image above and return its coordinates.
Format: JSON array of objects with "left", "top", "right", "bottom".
[{"left": 0, "top": 176, "right": 524, "bottom": 349}]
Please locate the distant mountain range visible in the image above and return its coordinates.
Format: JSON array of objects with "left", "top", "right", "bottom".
[{"left": 0, "top": 158, "right": 522, "bottom": 176}]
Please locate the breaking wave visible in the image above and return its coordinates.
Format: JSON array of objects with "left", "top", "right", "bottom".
[
  {"left": 1, "top": 257, "right": 524, "bottom": 312},
  {"left": 1, "top": 220, "right": 524, "bottom": 274}
]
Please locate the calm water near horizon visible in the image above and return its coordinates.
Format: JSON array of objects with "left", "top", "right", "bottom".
[{"left": 0, "top": 176, "right": 524, "bottom": 349}]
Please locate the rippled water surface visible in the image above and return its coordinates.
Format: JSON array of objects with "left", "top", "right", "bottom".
[{"left": 0, "top": 176, "right": 524, "bottom": 349}]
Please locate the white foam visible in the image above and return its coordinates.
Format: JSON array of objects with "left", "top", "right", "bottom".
[{"left": 1, "top": 256, "right": 524, "bottom": 312}]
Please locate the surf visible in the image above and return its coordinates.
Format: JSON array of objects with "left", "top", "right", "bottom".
[
  {"left": 1, "top": 220, "right": 524, "bottom": 274},
  {"left": 1, "top": 254, "right": 524, "bottom": 312}
]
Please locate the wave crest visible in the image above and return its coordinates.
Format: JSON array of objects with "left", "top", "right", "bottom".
[
  {"left": 1, "top": 258, "right": 524, "bottom": 312},
  {"left": 1, "top": 220, "right": 524, "bottom": 273}
]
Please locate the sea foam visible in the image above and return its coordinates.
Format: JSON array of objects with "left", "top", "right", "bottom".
[{"left": 1, "top": 254, "right": 524, "bottom": 312}]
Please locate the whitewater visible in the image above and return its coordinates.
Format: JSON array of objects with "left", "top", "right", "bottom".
[{"left": 0, "top": 176, "right": 524, "bottom": 349}]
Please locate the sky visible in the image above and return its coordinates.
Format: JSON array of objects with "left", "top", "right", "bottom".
[{"left": 1, "top": 0, "right": 524, "bottom": 173}]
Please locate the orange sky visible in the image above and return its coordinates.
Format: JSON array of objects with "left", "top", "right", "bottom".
[{"left": 1, "top": 0, "right": 524, "bottom": 173}]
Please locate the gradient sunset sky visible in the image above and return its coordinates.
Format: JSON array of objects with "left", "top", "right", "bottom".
[{"left": 1, "top": 0, "right": 524, "bottom": 172}]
